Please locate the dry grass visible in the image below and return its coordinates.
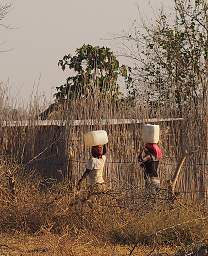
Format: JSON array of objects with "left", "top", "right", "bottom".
[{"left": 0, "top": 160, "right": 207, "bottom": 256}]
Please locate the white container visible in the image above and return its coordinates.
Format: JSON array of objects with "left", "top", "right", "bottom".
[
  {"left": 84, "top": 130, "right": 108, "bottom": 147},
  {"left": 142, "top": 124, "right": 160, "bottom": 143}
]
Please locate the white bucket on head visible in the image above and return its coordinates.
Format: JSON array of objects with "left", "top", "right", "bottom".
[
  {"left": 84, "top": 130, "right": 108, "bottom": 147},
  {"left": 142, "top": 124, "right": 160, "bottom": 144}
]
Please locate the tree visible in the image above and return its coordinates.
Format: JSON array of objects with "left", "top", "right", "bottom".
[
  {"left": 0, "top": 2, "right": 11, "bottom": 27},
  {"left": 123, "top": 0, "right": 208, "bottom": 113},
  {"left": 55, "top": 44, "right": 131, "bottom": 101},
  {"left": 0, "top": 2, "right": 12, "bottom": 54}
]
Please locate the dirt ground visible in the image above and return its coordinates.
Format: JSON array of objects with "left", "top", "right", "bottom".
[{"left": 0, "top": 233, "right": 176, "bottom": 256}]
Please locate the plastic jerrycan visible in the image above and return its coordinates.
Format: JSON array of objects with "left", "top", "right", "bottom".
[
  {"left": 84, "top": 130, "right": 108, "bottom": 147},
  {"left": 142, "top": 124, "right": 160, "bottom": 144}
]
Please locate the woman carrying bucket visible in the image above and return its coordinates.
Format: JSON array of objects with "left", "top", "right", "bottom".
[
  {"left": 77, "top": 130, "right": 108, "bottom": 193},
  {"left": 138, "top": 124, "right": 163, "bottom": 194}
]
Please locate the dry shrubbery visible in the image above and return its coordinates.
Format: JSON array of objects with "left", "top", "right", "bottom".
[
  {"left": 0, "top": 160, "right": 207, "bottom": 253},
  {"left": 109, "top": 203, "right": 208, "bottom": 246}
]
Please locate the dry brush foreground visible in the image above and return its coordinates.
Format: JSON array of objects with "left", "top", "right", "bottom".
[{"left": 0, "top": 160, "right": 207, "bottom": 256}]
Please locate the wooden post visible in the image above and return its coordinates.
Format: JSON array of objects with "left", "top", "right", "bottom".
[
  {"left": 167, "top": 154, "right": 187, "bottom": 202},
  {"left": 171, "top": 155, "right": 187, "bottom": 194}
]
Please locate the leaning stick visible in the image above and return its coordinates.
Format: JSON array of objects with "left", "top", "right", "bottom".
[{"left": 171, "top": 155, "right": 187, "bottom": 194}]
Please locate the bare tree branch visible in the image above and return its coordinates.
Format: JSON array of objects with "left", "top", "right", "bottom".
[{"left": 0, "top": 2, "right": 11, "bottom": 21}]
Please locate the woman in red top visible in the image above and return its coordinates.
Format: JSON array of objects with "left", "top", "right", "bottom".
[{"left": 138, "top": 143, "right": 162, "bottom": 194}]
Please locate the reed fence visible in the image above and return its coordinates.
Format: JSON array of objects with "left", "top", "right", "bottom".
[{"left": 0, "top": 95, "right": 206, "bottom": 201}]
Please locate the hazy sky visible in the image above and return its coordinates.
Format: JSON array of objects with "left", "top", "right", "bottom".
[{"left": 0, "top": 0, "right": 173, "bottom": 104}]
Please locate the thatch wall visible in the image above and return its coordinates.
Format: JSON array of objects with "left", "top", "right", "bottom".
[
  {"left": 0, "top": 124, "right": 67, "bottom": 179},
  {"left": 0, "top": 116, "right": 207, "bottom": 200}
]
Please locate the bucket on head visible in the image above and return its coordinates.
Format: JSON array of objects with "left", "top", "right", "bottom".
[
  {"left": 84, "top": 130, "right": 108, "bottom": 147},
  {"left": 142, "top": 124, "right": 160, "bottom": 144}
]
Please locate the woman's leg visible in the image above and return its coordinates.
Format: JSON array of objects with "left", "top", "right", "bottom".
[{"left": 150, "top": 177, "right": 160, "bottom": 195}]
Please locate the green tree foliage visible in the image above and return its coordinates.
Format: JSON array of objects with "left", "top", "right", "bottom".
[
  {"left": 126, "top": 0, "right": 207, "bottom": 113},
  {"left": 55, "top": 44, "right": 131, "bottom": 101}
]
